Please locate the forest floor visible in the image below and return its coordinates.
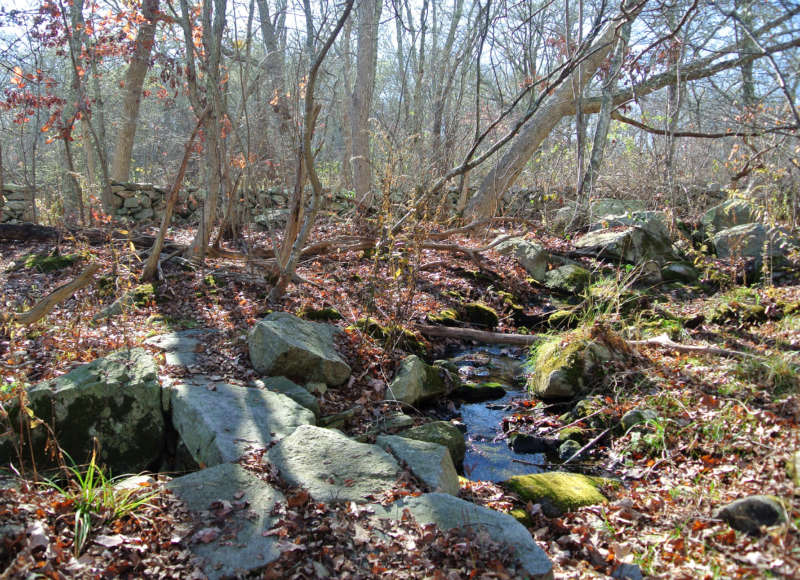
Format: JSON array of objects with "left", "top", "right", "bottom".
[{"left": 1, "top": 218, "right": 799, "bottom": 578}]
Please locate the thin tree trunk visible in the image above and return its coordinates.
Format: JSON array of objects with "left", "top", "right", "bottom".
[{"left": 110, "top": 0, "right": 160, "bottom": 183}]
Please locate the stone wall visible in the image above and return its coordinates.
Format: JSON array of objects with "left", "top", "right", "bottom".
[{"left": 0, "top": 184, "right": 35, "bottom": 223}]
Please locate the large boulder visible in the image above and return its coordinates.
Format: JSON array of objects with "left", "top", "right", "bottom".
[
  {"left": 167, "top": 463, "right": 285, "bottom": 579},
  {"left": 402, "top": 421, "right": 466, "bottom": 469},
  {"left": 0, "top": 349, "right": 163, "bottom": 474},
  {"left": 552, "top": 198, "right": 646, "bottom": 232},
  {"left": 252, "top": 376, "right": 320, "bottom": 419},
  {"left": 712, "top": 223, "right": 796, "bottom": 261},
  {"left": 574, "top": 220, "right": 678, "bottom": 265},
  {"left": 701, "top": 199, "right": 757, "bottom": 234},
  {"left": 144, "top": 328, "right": 217, "bottom": 368},
  {"left": 170, "top": 378, "right": 315, "bottom": 467},
  {"left": 387, "top": 355, "right": 447, "bottom": 406},
  {"left": 495, "top": 237, "right": 549, "bottom": 280},
  {"left": 528, "top": 328, "right": 626, "bottom": 400},
  {"left": 543, "top": 264, "right": 591, "bottom": 294},
  {"left": 372, "top": 493, "right": 553, "bottom": 579},
  {"left": 505, "top": 471, "right": 610, "bottom": 517},
  {"left": 248, "top": 312, "right": 351, "bottom": 386},
  {"left": 266, "top": 425, "right": 400, "bottom": 503},
  {"left": 376, "top": 435, "right": 459, "bottom": 495},
  {"left": 589, "top": 210, "right": 670, "bottom": 241}
]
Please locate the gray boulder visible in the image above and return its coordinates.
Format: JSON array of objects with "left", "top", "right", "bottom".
[
  {"left": 543, "top": 264, "right": 591, "bottom": 294},
  {"left": 170, "top": 378, "right": 315, "bottom": 467},
  {"left": 701, "top": 199, "right": 757, "bottom": 234},
  {"left": 402, "top": 421, "right": 466, "bottom": 468},
  {"left": 495, "top": 237, "right": 549, "bottom": 280},
  {"left": 253, "top": 376, "right": 320, "bottom": 419},
  {"left": 372, "top": 493, "right": 553, "bottom": 579},
  {"left": 712, "top": 223, "right": 795, "bottom": 260},
  {"left": 574, "top": 222, "right": 678, "bottom": 265},
  {"left": 248, "top": 312, "right": 351, "bottom": 386},
  {"left": 167, "top": 463, "right": 285, "bottom": 579},
  {"left": 266, "top": 425, "right": 399, "bottom": 503},
  {"left": 376, "top": 435, "right": 459, "bottom": 495},
  {"left": 553, "top": 198, "right": 646, "bottom": 232},
  {"left": 715, "top": 495, "right": 787, "bottom": 534},
  {"left": 662, "top": 262, "right": 699, "bottom": 283},
  {"left": 0, "top": 348, "right": 163, "bottom": 474},
  {"left": 387, "top": 355, "right": 446, "bottom": 406},
  {"left": 144, "top": 328, "right": 217, "bottom": 368},
  {"left": 589, "top": 210, "right": 670, "bottom": 241}
]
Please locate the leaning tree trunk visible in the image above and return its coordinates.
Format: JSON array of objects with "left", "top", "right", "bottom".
[
  {"left": 110, "top": 0, "right": 160, "bottom": 183},
  {"left": 465, "top": 5, "right": 641, "bottom": 219}
]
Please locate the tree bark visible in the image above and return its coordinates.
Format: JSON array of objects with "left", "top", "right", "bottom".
[
  {"left": 350, "top": 0, "right": 382, "bottom": 206},
  {"left": 110, "top": 0, "right": 160, "bottom": 183}
]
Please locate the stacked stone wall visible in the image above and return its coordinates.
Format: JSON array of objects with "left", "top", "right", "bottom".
[{"left": 0, "top": 185, "right": 35, "bottom": 223}]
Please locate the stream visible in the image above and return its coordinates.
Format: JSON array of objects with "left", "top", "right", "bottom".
[{"left": 446, "top": 346, "right": 546, "bottom": 482}]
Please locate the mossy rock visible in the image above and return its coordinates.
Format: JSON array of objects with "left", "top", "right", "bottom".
[
  {"left": 131, "top": 283, "right": 156, "bottom": 307},
  {"left": 402, "top": 421, "right": 466, "bottom": 468},
  {"left": 544, "top": 264, "right": 592, "bottom": 294},
  {"left": 23, "top": 253, "right": 80, "bottom": 272},
  {"left": 497, "top": 291, "right": 524, "bottom": 312},
  {"left": 547, "top": 309, "right": 578, "bottom": 330},
  {"left": 355, "top": 317, "right": 426, "bottom": 356},
  {"left": 557, "top": 426, "right": 587, "bottom": 443},
  {"left": 427, "top": 308, "right": 460, "bottom": 326},
  {"left": 505, "top": 471, "right": 611, "bottom": 516},
  {"left": 461, "top": 302, "right": 499, "bottom": 329},
  {"left": 300, "top": 307, "right": 343, "bottom": 321},
  {"left": 454, "top": 381, "right": 506, "bottom": 403},
  {"left": 509, "top": 508, "right": 532, "bottom": 526}
]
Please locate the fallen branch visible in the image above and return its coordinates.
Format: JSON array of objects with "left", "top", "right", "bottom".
[
  {"left": 417, "top": 324, "right": 542, "bottom": 345},
  {"left": 13, "top": 263, "right": 101, "bottom": 325},
  {"left": 627, "top": 333, "right": 759, "bottom": 360}
]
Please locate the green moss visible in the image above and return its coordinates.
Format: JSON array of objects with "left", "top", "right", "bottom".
[
  {"left": 505, "top": 471, "right": 610, "bottom": 516},
  {"left": 427, "top": 308, "right": 460, "bottom": 326},
  {"left": 97, "top": 275, "right": 116, "bottom": 297},
  {"left": 527, "top": 327, "right": 592, "bottom": 398},
  {"left": 23, "top": 253, "right": 80, "bottom": 272},
  {"left": 300, "top": 307, "right": 342, "bottom": 321},
  {"left": 461, "top": 302, "right": 499, "bottom": 329},
  {"left": 354, "top": 317, "right": 427, "bottom": 356},
  {"left": 548, "top": 309, "right": 578, "bottom": 329},
  {"left": 509, "top": 508, "right": 532, "bottom": 526},
  {"left": 557, "top": 426, "right": 587, "bottom": 442},
  {"left": 497, "top": 291, "right": 524, "bottom": 311},
  {"left": 131, "top": 283, "right": 156, "bottom": 307}
]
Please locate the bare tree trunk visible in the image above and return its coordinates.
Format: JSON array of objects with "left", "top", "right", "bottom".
[
  {"left": 110, "top": 0, "right": 160, "bottom": 183},
  {"left": 350, "top": 0, "right": 382, "bottom": 207},
  {"left": 466, "top": 5, "right": 641, "bottom": 219},
  {"left": 60, "top": 0, "right": 86, "bottom": 225}
]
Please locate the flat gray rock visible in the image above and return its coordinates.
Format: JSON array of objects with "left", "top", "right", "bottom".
[
  {"left": 145, "top": 329, "right": 216, "bottom": 368},
  {"left": 253, "top": 377, "right": 320, "bottom": 419},
  {"left": 167, "top": 463, "right": 285, "bottom": 579},
  {"left": 248, "top": 312, "right": 351, "bottom": 386},
  {"left": 372, "top": 493, "right": 553, "bottom": 579},
  {"left": 170, "top": 379, "right": 315, "bottom": 467},
  {"left": 376, "top": 435, "right": 459, "bottom": 495},
  {"left": 267, "top": 425, "right": 399, "bottom": 503}
]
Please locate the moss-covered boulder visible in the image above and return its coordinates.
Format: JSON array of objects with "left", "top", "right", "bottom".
[
  {"left": 461, "top": 302, "right": 499, "bottom": 329},
  {"left": 387, "top": 355, "right": 447, "bottom": 406},
  {"left": 505, "top": 471, "right": 610, "bottom": 516},
  {"left": 21, "top": 252, "right": 80, "bottom": 272},
  {"left": 454, "top": 381, "right": 506, "bottom": 403},
  {"left": 402, "top": 421, "right": 466, "bottom": 469},
  {"left": 427, "top": 308, "right": 460, "bottom": 326},
  {"left": 0, "top": 349, "right": 164, "bottom": 474},
  {"left": 527, "top": 327, "right": 627, "bottom": 400},
  {"left": 544, "top": 264, "right": 591, "bottom": 294}
]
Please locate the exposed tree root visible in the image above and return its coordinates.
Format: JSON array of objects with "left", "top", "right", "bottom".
[
  {"left": 12, "top": 263, "right": 101, "bottom": 325},
  {"left": 628, "top": 333, "right": 760, "bottom": 360}
]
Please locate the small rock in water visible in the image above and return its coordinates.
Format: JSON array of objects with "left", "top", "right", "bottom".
[
  {"left": 508, "top": 433, "right": 558, "bottom": 454},
  {"left": 714, "top": 495, "right": 787, "bottom": 534}
]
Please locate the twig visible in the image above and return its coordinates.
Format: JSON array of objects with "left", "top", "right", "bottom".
[
  {"left": 417, "top": 324, "right": 542, "bottom": 345},
  {"left": 627, "top": 333, "right": 759, "bottom": 360},
  {"left": 562, "top": 427, "right": 612, "bottom": 465}
]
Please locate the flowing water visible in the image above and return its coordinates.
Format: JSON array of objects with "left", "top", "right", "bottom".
[{"left": 448, "top": 346, "right": 546, "bottom": 482}]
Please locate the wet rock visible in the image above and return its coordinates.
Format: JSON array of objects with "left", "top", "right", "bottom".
[
  {"left": 266, "top": 425, "right": 399, "bottom": 503},
  {"left": 558, "top": 439, "right": 581, "bottom": 461},
  {"left": 248, "top": 312, "right": 351, "bottom": 386},
  {"left": 505, "top": 471, "right": 610, "bottom": 516},
  {"left": 376, "top": 435, "right": 459, "bottom": 495},
  {"left": 714, "top": 495, "right": 787, "bottom": 534},
  {"left": 508, "top": 434, "right": 558, "bottom": 454},
  {"left": 0, "top": 348, "right": 163, "bottom": 474},
  {"left": 167, "top": 463, "right": 285, "bottom": 579},
  {"left": 371, "top": 493, "right": 553, "bottom": 579},
  {"left": 387, "top": 355, "right": 446, "bottom": 407},
  {"left": 454, "top": 381, "right": 507, "bottom": 402},
  {"left": 402, "top": 421, "right": 466, "bottom": 469}
]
